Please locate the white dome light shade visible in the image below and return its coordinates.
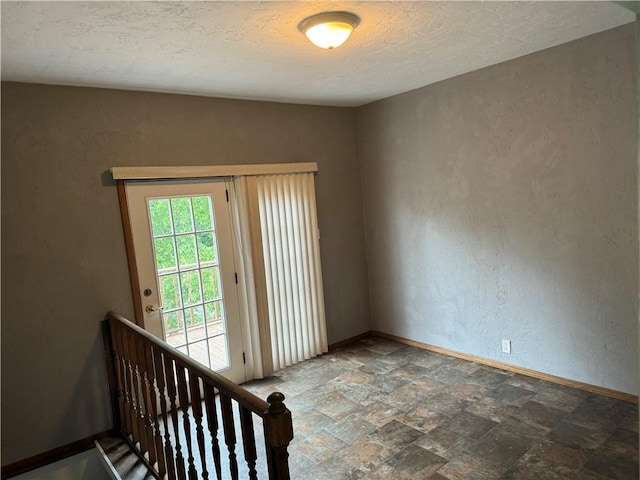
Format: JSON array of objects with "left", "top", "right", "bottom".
[
  {"left": 298, "top": 12, "right": 360, "bottom": 50},
  {"left": 305, "top": 22, "right": 353, "bottom": 49}
]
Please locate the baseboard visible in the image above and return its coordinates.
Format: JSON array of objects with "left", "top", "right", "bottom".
[
  {"left": 1, "top": 430, "right": 115, "bottom": 479},
  {"left": 373, "top": 331, "right": 639, "bottom": 404},
  {"left": 328, "top": 330, "right": 373, "bottom": 351}
]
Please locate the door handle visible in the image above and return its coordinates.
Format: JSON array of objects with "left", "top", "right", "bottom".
[{"left": 145, "top": 305, "right": 164, "bottom": 314}]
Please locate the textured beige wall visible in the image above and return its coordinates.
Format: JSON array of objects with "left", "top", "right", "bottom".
[
  {"left": 1, "top": 84, "right": 370, "bottom": 464},
  {"left": 357, "top": 25, "right": 638, "bottom": 394}
]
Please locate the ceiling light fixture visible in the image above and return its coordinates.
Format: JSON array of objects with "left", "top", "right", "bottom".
[{"left": 297, "top": 11, "right": 360, "bottom": 50}]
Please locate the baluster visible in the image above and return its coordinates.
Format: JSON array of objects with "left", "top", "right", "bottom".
[
  {"left": 116, "top": 324, "right": 134, "bottom": 439},
  {"left": 165, "top": 358, "right": 187, "bottom": 480},
  {"left": 154, "top": 351, "right": 177, "bottom": 480},
  {"left": 176, "top": 364, "right": 198, "bottom": 480},
  {"left": 135, "top": 337, "right": 158, "bottom": 469},
  {"left": 240, "top": 406, "right": 258, "bottom": 480},
  {"left": 220, "top": 394, "right": 239, "bottom": 480},
  {"left": 129, "top": 332, "right": 150, "bottom": 456},
  {"left": 144, "top": 343, "right": 167, "bottom": 477},
  {"left": 203, "top": 384, "right": 223, "bottom": 480},
  {"left": 188, "top": 373, "right": 209, "bottom": 479},
  {"left": 264, "top": 393, "right": 293, "bottom": 480},
  {"left": 122, "top": 328, "right": 142, "bottom": 447}
]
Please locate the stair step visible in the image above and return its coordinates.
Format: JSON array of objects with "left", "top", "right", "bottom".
[{"left": 96, "top": 437, "right": 155, "bottom": 480}]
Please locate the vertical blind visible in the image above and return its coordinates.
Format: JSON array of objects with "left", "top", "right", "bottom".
[
  {"left": 254, "top": 173, "right": 328, "bottom": 371},
  {"left": 232, "top": 172, "right": 328, "bottom": 378}
]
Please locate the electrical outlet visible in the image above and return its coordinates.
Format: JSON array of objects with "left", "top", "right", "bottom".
[{"left": 502, "top": 339, "right": 511, "bottom": 354}]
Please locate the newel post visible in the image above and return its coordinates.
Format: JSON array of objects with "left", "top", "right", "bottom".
[
  {"left": 101, "top": 317, "right": 121, "bottom": 434},
  {"left": 264, "top": 392, "right": 293, "bottom": 480}
]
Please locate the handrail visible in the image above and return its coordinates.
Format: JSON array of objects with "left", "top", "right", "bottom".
[
  {"left": 106, "top": 312, "right": 269, "bottom": 415},
  {"left": 102, "top": 311, "right": 293, "bottom": 480}
]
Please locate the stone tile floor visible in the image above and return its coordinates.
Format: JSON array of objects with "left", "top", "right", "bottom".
[{"left": 243, "top": 336, "right": 639, "bottom": 480}]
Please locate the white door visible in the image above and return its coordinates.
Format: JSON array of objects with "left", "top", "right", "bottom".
[{"left": 125, "top": 179, "right": 246, "bottom": 384}]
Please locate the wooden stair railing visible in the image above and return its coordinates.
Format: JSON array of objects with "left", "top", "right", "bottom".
[{"left": 101, "top": 312, "right": 293, "bottom": 480}]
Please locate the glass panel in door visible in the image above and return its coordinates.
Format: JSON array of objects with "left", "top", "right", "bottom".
[{"left": 148, "top": 195, "right": 231, "bottom": 370}]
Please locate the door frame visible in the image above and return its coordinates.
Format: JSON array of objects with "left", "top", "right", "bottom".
[
  {"left": 112, "top": 163, "right": 320, "bottom": 381},
  {"left": 117, "top": 179, "right": 146, "bottom": 325}
]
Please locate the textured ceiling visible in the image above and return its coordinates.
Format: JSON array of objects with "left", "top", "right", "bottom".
[{"left": 1, "top": 1, "right": 635, "bottom": 107}]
